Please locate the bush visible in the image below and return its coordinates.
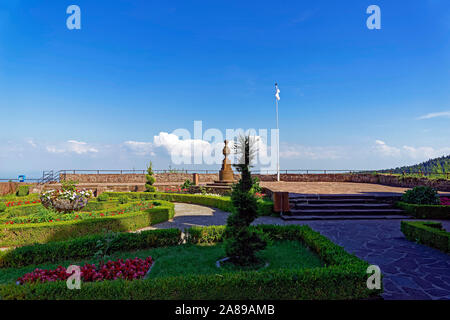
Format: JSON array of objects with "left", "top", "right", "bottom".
[
  {"left": 104, "top": 192, "right": 274, "bottom": 216},
  {"left": 118, "top": 195, "right": 129, "bottom": 204},
  {"left": 0, "top": 225, "right": 380, "bottom": 300},
  {"left": 97, "top": 193, "right": 109, "bottom": 202},
  {"left": 0, "top": 201, "right": 175, "bottom": 247},
  {"left": 0, "top": 202, "right": 6, "bottom": 213},
  {"left": 396, "top": 202, "right": 450, "bottom": 220},
  {"left": 145, "top": 161, "right": 156, "bottom": 192},
  {"left": 401, "top": 221, "right": 450, "bottom": 253},
  {"left": 402, "top": 186, "right": 440, "bottom": 205},
  {"left": 0, "top": 228, "right": 181, "bottom": 268},
  {"left": 16, "top": 186, "right": 30, "bottom": 197}
]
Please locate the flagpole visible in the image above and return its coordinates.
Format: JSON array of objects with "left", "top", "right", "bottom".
[{"left": 275, "top": 84, "right": 280, "bottom": 182}]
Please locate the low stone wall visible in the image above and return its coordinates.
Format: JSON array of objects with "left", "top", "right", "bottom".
[
  {"left": 59, "top": 173, "right": 450, "bottom": 192},
  {"left": 61, "top": 173, "right": 240, "bottom": 184},
  {"left": 0, "top": 182, "right": 18, "bottom": 196}
]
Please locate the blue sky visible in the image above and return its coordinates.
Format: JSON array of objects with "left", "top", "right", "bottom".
[{"left": 0, "top": 0, "right": 449, "bottom": 178}]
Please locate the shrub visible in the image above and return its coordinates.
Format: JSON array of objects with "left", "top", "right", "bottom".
[
  {"left": 181, "top": 179, "right": 193, "bottom": 190},
  {"left": 0, "top": 228, "right": 181, "bottom": 268},
  {"left": 105, "top": 192, "right": 274, "bottom": 216},
  {"left": 97, "top": 193, "right": 109, "bottom": 202},
  {"left": 16, "top": 185, "right": 30, "bottom": 197},
  {"left": 145, "top": 161, "right": 156, "bottom": 192},
  {"left": 401, "top": 221, "right": 450, "bottom": 253},
  {"left": 118, "top": 195, "right": 129, "bottom": 204},
  {"left": 0, "top": 202, "right": 6, "bottom": 213},
  {"left": 402, "top": 186, "right": 440, "bottom": 205},
  {"left": 224, "top": 135, "right": 267, "bottom": 266},
  {"left": 396, "top": 202, "right": 450, "bottom": 219}
]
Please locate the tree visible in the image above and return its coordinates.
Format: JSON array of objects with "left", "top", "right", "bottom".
[
  {"left": 224, "top": 135, "right": 267, "bottom": 266},
  {"left": 145, "top": 161, "right": 156, "bottom": 192}
]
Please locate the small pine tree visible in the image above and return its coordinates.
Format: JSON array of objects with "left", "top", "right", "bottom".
[
  {"left": 145, "top": 161, "right": 156, "bottom": 192},
  {"left": 224, "top": 135, "right": 267, "bottom": 266}
]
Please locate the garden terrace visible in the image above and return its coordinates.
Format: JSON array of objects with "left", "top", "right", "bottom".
[
  {"left": 0, "top": 225, "right": 381, "bottom": 300},
  {"left": 0, "top": 198, "right": 174, "bottom": 247}
]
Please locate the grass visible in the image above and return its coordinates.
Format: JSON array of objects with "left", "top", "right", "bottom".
[{"left": 0, "top": 240, "right": 323, "bottom": 284}]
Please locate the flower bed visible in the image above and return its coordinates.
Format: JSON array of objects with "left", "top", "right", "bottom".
[
  {"left": 17, "top": 257, "right": 153, "bottom": 284},
  {"left": 2, "top": 201, "right": 156, "bottom": 225},
  {"left": 3, "top": 200, "right": 41, "bottom": 208},
  {"left": 0, "top": 200, "right": 175, "bottom": 247},
  {"left": 441, "top": 197, "right": 450, "bottom": 206}
]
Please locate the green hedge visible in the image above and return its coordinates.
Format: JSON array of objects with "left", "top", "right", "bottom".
[
  {"left": 401, "top": 221, "right": 450, "bottom": 253},
  {"left": 397, "top": 201, "right": 450, "bottom": 219},
  {"left": 2, "top": 203, "right": 41, "bottom": 218},
  {"left": 0, "top": 228, "right": 181, "bottom": 268},
  {"left": 105, "top": 192, "right": 274, "bottom": 216},
  {"left": 0, "top": 224, "right": 380, "bottom": 300},
  {"left": 0, "top": 201, "right": 175, "bottom": 247}
]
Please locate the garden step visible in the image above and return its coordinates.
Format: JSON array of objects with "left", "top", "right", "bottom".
[
  {"left": 288, "top": 208, "right": 405, "bottom": 216},
  {"left": 290, "top": 198, "right": 380, "bottom": 204},
  {"left": 280, "top": 214, "right": 411, "bottom": 221},
  {"left": 292, "top": 203, "right": 395, "bottom": 210}
]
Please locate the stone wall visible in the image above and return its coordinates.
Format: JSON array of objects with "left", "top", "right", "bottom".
[
  {"left": 0, "top": 182, "right": 18, "bottom": 196},
  {"left": 61, "top": 173, "right": 240, "bottom": 184},
  {"left": 60, "top": 173, "right": 450, "bottom": 192}
]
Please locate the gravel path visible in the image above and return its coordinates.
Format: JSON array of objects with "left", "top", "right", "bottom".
[{"left": 146, "top": 203, "right": 450, "bottom": 300}]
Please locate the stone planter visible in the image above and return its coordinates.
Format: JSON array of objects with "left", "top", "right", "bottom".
[{"left": 41, "top": 197, "right": 88, "bottom": 213}]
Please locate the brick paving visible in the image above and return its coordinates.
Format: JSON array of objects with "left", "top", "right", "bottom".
[{"left": 147, "top": 203, "right": 450, "bottom": 300}]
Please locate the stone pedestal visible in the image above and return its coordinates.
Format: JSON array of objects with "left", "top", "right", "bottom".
[{"left": 207, "top": 140, "right": 235, "bottom": 190}]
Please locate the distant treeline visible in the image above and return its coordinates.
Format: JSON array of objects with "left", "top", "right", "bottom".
[{"left": 379, "top": 155, "right": 450, "bottom": 174}]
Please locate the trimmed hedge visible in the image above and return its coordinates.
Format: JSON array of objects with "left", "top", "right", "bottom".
[
  {"left": 0, "top": 201, "right": 175, "bottom": 247},
  {"left": 397, "top": 201, "right": 450, "bottom": 220},
  {"left": 2, "top": 203, "right": 41, "bottom": 218},
  {"left": 0, "top": 225, "right": 381, "bottom": 300},
  {"left": 105, "top": 192, "right": 274, "bottom": 216},
  {"left": 401, "top": 221, "right": 450, "bottom": 253},
  {"left": 0, "top": 228, "right": 181, "bottom": 268}
]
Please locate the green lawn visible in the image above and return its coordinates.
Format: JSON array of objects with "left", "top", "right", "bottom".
[{"left": 0, "top": 240, "right": 323, "bottom": 284}]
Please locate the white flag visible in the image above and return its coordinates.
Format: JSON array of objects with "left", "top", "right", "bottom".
[{"left": 275, "top": 84, "right": 280, "bottom": 101}]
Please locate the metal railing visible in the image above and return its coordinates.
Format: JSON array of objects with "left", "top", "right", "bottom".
[{"left": 2, "top": 169, "right": 448, "bottom": 183}]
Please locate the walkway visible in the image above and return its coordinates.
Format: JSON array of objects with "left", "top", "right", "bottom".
[{"left": 148, "top": 203, "right": 450, "bottom": 300}]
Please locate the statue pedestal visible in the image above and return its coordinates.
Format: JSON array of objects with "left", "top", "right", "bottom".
[{"left": 207, "top": 140, "right": 235, "bottom": 189}]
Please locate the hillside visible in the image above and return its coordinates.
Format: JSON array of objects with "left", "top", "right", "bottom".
[{"left": 380, "top": 155, "right": 450, "bottom": 174}]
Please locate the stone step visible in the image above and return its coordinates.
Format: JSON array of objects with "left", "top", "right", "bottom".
[
  {"left": 289, "top": 193, "right": 403, "bottom": 201},
  {"left": 291, "top": 203, "right": 395, "bottom": 210},
  {"left": 280, "top": 214, "right": 411, "bottom": 221},
  {"left": 288, "top": 208, "right": 405, "bottom": 216},
  {"left": 290, "top": 198, "right": 380, "bottom": 204}
]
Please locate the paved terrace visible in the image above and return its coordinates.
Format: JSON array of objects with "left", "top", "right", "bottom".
[
  {"left": 140, "top": 203, "right": 450, "bottom": 300},
  {"left": 260, "top": 181, "right": 450, "bottom": 195}
]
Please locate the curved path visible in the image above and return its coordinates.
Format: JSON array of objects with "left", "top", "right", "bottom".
[{"left": 145, "top": 203, "right": 450, "bottom": 300}]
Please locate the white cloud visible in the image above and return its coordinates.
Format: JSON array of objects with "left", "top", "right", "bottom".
[
  {"left": 374, "top": 140, "right": 450, "bottom": 160},
  {"left": 123, "top": 141, "right": 155, "bottom": 156},
  {"left": 46, "top": 140, "right": 98, "bottom": 155},
  {"left": 280, "top": 143, "right": 345, "bottom": 160},
  {"left": 374, "top": 140, "right": 401, "bottom": 157},
  {"left": 417, "top": 111, "right": 450, "bottom": 120},
  {"left": 153, "top": 132, "right": 212, "bottom": 158}
]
